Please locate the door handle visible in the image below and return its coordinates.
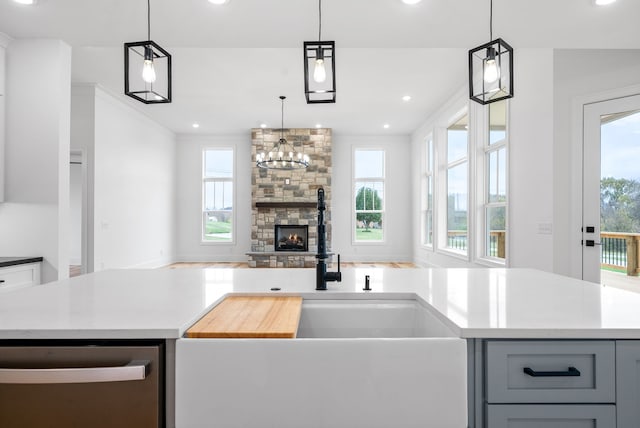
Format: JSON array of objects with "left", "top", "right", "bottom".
[
  {"left": 0, "top": 360, "right": 150, "bottom": 384},
  {"left": 585, "top": 240, "right": 601, "bottom": 247}
]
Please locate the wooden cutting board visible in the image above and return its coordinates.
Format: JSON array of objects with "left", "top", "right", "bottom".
[{"left": 185, "top": 296, "right": 303, "bottom": 338}]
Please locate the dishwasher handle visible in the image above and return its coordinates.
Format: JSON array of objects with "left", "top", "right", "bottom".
[{"left": 0, "top": 360, "right": 150, "bottom": 384}]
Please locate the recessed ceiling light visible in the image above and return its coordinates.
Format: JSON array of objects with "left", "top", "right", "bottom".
[
  {"left": 208, "top": 0, "right": 230, "bottom": 4},
  {"left": 315, "top": 124, "right": 322, "bottom": 128},
  {"left": 383, "top": 124, "right": 390, "bottom": 129},
  {"left": 401, "top": 0, "right": 422, "bottom": 4},
  {"left": 13, "top": 0, "right": 37, "bottom": 4},
  {"left": 260, "top": 123, "right": 267, "bottom": 129},
  {"left": 192, "top": 123, "right": 200, "bottom": 129},
  {"left": 402, "top": 95, "right": 411, "bottom": 102},
  {"left": 594, "top": 0, "right": 616, "bottom": 5}
]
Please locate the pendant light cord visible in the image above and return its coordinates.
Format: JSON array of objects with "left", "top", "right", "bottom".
[
  {"left": 318, "top": 0, "right": 322, "bottom": 41},
  {"left": 489, "top": 0, "right": 493, "bottom": 41},
  {"left": 281, "top": 97, "right": 285, "bottom": 141},
  {"left": 147, "top": 0, "right": 151, "bottom": 41}
]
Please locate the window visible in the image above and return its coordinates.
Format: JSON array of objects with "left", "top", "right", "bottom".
[
  {"left": 354, "top": 149, "right": 385, "bottom": 242},
  {"left": 484, "top": 101, "right": 507, "bottom": 260},
  {"left": 422, "top": 136, "right": 434, "bottom": 247},
  {"left": 446, "top": 114, "right": 468, "bottom": 254},
  {"left": 203, "top": 148, "right": 234, "bottom": 243}
]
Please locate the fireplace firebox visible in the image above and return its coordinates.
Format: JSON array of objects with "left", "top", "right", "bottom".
[{"left": 275, "top": 225, "right": 309, "bottom": 252}]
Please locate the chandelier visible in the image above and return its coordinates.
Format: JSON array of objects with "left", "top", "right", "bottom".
[{"left": 256, "top": 96, "right": 310, "bottom": 170}]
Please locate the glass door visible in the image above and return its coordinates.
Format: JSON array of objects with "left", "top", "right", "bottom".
[{"left": 583, "top": 95, "right": 640, "bottom": 286}]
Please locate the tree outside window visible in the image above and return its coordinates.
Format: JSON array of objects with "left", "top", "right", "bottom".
[
  {"left": 203, "top": 148, "right": 234, "bottom": 242},
  {"left": 354, "top": 149, "right": 384, "bottom": 242}
]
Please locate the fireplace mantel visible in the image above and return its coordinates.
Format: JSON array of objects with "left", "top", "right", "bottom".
[{"left": 255, "top": 202, "right": 317, "bottom": 209}]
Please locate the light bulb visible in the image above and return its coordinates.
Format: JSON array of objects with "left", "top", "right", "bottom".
[
  {"left": 313, "top": 59, "right": 326, "bottom": 83},
  {"left": 142, "top": 59, "right": 156, "bottom": 83},
  {"left": 483, "top": 58, "right": 499, "bottom": 83}
]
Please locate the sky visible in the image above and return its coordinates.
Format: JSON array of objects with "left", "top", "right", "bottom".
[{"left": 601, "top": 110, "right": 640, "bottom": 181}]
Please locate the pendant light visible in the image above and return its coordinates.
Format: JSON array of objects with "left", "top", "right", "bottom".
[
  {"left": 468, "top": 0, "right": 513, "bottom": 105},
  {"left": 124, "top": 0, "right": 172, "bottom": 104},
  {"left": 303, "top": 0, "right": 336, "bottom": 104},
  {"left": 256, "top": 96, "right": 310, "bottom": 170}
]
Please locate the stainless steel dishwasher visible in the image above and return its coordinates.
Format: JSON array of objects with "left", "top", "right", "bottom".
[{"left": 0, "top": 340, "right": 164, "bottom": 428}]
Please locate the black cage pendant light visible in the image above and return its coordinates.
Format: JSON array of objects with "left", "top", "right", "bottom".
[
  {"left": 303, "top": 0, "right": 336, "bottom": 104},
  {"left": 256, "top": 96, "right": 310, "bottom": 170},
  {"left": 124, "top": 0, "right": 172, "bottom": 104},
  {"left": 468, "top": 0, "right": 513, "bottom": 105}
]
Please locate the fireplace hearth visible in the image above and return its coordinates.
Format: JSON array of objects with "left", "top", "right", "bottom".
[{"left": 275, "top": 225, "right": 309, "bottom": 252}]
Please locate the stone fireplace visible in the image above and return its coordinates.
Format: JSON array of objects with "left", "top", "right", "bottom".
[{"left": 247, "top": 128, "right": 332, "bottom": 268}]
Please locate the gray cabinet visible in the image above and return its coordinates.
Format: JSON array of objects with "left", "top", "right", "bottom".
[
  {"left": 616, "top": 341, "right": 640, "bottom": 428},
  {"left": 487, "top": 404, "right": 616, "bottom": 427},
  {"left": 480, "top": 340, "right": 617, "bottom": 428},
  {"left": 486, "top": 340, "right": 615, "bottom": 403}
]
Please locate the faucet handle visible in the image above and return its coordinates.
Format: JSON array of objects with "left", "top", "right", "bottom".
[
  {"left": 324, "top": 254, "right": 342, "bottom": 283},
  {"left": 363, "top": 275, "right": 371, "bottom": 291},
  {"left": 334, "top": 254, "right": 342, "bottom": 282}
]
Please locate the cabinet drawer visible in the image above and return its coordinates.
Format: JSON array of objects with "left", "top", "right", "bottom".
[
  {"left": 0, "top": 263, "right": 41, "bottom": 292},
  {"left": 486, "top": 340, "right": 615, "bottom": 403},
  {"left": 487, "top": 404, "right": 616, "bottom": 428}
]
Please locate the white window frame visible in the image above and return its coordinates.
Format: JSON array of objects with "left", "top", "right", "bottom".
[
  {"left": 475, "top": 101, "right": 509, "bottom": 266},
  {"left": 352, "top": 147, "right": 386, "bottom": 245},
  {"left": 421, "top": 135, "right": 434, "bottom": 248},
  {"left": 441, "top": 110, "right": 470, "bottom": 258},
  {"left": 202, "top": 147, "right": 236, "bottom": 245}
]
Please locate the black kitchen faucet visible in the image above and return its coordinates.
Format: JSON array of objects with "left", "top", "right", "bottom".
[{"left": 316, "top": 187, "right": 341, "bottom": 290}]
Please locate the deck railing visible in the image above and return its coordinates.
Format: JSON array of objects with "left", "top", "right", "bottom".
[
  {"left": 446, "top": 230, "right": 506, "bottom": 258},
  {"left": 601, "top": 232, "right": 640, "bottom": 276},
  {"left": 444, "top": 231, "right": 639, "bottom": 274}
]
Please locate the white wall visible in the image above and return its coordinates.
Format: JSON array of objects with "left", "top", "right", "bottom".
[
  {"left": 553, "top": 49, "right": 640, "bottom": 278},
  {"left": 0, "top": 39, "right": 71, "bottom": 283},
  {"left": 70, "top": 84, "right": 96, "bottom": 272},
  {"left": 332, "top": 134, "right": 413, "bottom": 262},
  {"left": 0, "top": 33, "right": 8, "bottom": 203},
  {"left": 175, "top": 135, "right": 251, "bottom": 262},
  {"left": 89, "top": 87, "right": 176, "bottom": 270},
  {"left": 69, "top": 161, "right": 82, "bottom": 265},
  {"left": 507, "top": 49, "right": 555, "bottom": 272}
]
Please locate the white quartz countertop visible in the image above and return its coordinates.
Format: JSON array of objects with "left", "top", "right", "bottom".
[{"left": 2, "top": 267, "right": 640, "bottom": 339}]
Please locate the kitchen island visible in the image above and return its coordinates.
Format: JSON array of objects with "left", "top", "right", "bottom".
[{"left": 1, "top": 267, "right": 640, "bottom": 427}]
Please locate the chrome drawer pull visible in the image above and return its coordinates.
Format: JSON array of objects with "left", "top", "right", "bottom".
[
  {"left": 523, "top": 366, "right": 581, "bottom": 377},
  {"left": 0, "top": 360, "right": 150, "bottom": 384}
]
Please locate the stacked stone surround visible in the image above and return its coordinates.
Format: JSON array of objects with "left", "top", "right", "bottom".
[{"left": 249, "top": 128, "right": 332, "bottom": 268}]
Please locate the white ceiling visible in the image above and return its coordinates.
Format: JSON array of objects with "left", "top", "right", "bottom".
[{"left": 1, "top": 0, "right": 639, "bottom": 135}]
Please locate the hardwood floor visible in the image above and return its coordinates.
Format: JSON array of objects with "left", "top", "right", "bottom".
[
  {"left": 69, "top": 265, "right": 82, "bottom": 277},
  {"left": 166, "top": 262, "right": 417, "bottom": 269}
]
